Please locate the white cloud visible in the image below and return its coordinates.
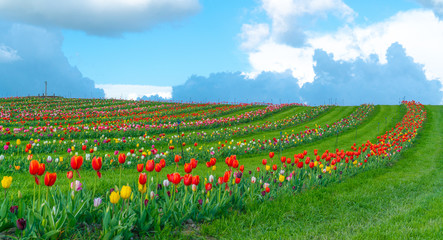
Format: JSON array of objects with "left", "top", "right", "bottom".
[
  {"left": 0, "top": 44, "right": 21, "bottom": 62},
  {"left": 248, "top": 42, "right": 315, "bottom": 85},
  {"left": 96, "top": 84, "right": 172, "bottom": 100},
  {"left": 262, "top": 0, "right": 355, "bottom": 36},
  {"left": 0, "top": 0, "right": 200, "bottom": 35},
  {"left": 242, "top": 9, "right": 443, "bottom": 88},
  {"left": 240, "top": 23, "right": 270, "bottom": 50}
]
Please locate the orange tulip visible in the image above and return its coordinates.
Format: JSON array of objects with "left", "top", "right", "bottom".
[
  {"left": 70, "top": 156, "right": 83, "bottom": 170},
  {"left": 192, "top": 175, "right": 200, "bottom": 185},
  {"left": 37, "top": 163, "right": 45, "bottom": 176},
  {"left": 137, "top": 163, "right": 144, "bottom": 172},
  {"left": 184, "top": 163, "right": 192, "bottom": 173},
  {"left": 171, "top": 172, "right": 182, "bottom": 185},
  {"left": 44, "top": 172, "right": 57, "bottom": 187},
  {"left": 190, "top": 158, "right": 198, "bottom": 169},
  {"left": 183, "top": 174, "right": 192, "bottom": 186},
  {"left": 155, "top": 163, "right": 162, "bottom": 172},
  {"left": 174, "top": 155, "right": 181, "bottom": 163},
  {"left": 145, "top": 159, "right": 154, "bottom": 172},
  {"left": 118, "top": 153, "right": 126, "bottom": 164},
  {"left": 29, "top": 160, "right": 39, "bottom": 175},
  {"left": 92, "top": 157, "right": 102, "bottom": 171},
  {"left": 139, "top": 173, "right": 147, "bottom": 185}
]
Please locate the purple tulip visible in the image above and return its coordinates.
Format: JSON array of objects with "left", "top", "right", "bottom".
[{"left": 16, "top": 218, "right": 26, "bottom": 230}]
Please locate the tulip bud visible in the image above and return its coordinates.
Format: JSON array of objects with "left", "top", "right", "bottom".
[
  {"left": 163, "top": 179, "right": 170, "bottom": 187},
  {"left": 16, "top": 218, "right": 26, "bottom": 230}
]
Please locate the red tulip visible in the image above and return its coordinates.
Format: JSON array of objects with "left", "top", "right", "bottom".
[
  {"left": 269, "top": 152, "right": 274, "bottom": 159},
  {"left": 265, "top": 187, "right": 270, "bottom": 193},
  {"left": 70, "top": 156, "right": 83, "bottom": 170},
  {"left": 155, "top": 163, "right": 162, "bottom": 172},
  {"left": 239, "top": 165, "right": 244, "bottom": 172},
  {"left": 184, "top": 163, "right": 192, "bottom": 173},
  {"left": 262, "top": 159, "right": 267, "bottom": 165},
  {"left": 314, "top": 149, "right": 318, "bottom": 155},
  {"left": 272, "top": 164, "right": 277, "bottom": 171},
  {"left": 146, "top": 159, "right": 154, "bottom": 172},
  {"left": 82, "top": 145, "right": 87, "bottom": 151},
  {"left": 286, "top": 158, "right": 291, "bottom": 164},
  {"left": 36, "top": 163, "right": 45, "bottom": 176},
  {"left": 205, "top": 183, "right": 212, "bottom": 191},
  {"left": 139, "top": 173, "right": 147, "bottom": 185},
  {"left": 192, "top": 175, "right": 200, "bottom": 185},
  {"left": 235, "top": 178, "right": 241, "bottom": 184},
  {"left": 297, "top": 162, "right": 303, "bottom": 168},
  {"left": 174, "top": 155, "right": 181, "bottom": 163},
  {"left": 160, "top": 159, "right": 166, "bottom": 168},
  {"left": 29, "top": 160, "right": 38, "bottom": 176},
  {"left": 223, "top": 171, "right": 230, "bottom": 183},
  {"left": 171, "top": 173, "right": 182, "bottom": 185},
  {"left": 190, "top": 158, "right": 198, "bottom": 169},
  {"left": 183, "top": 174, "right": 192, "bottom": 186},
  {"left": 67, "top": 171, "right": 73, "bottom": 179},
  {"left": 118, "top": 153, "right": 126, "bottom": 164},
  {"left": 309, "top": 162, "right": 315, "bottom": 168},
  {"left": 280, "top": 156, "right": 286, "bottom": 163},
  {"left": 217, "top": 177, "right": 223, "bottom": 185},
  {"left": 232, "top": 160, "right": 239, "bottom": 169},
  {"left": 137, "top": 164, "right": 144, "bottom": 172},
  {"left": 92, "top": 157, "right": 102, "bottom": 171},
  {"left": 44, "top": 172, "right": 57, "bottom": 187}
]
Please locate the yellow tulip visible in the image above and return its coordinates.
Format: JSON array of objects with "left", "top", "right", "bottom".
[
  {"left": 279, "top": 175, "right": 285, "bottom": 182},
  {"left": 110, "top": 191, "right": 120, "bottom": 204},
  {"left": 1, "top": 176, "right": 12, "bottom": 189},
  {"left": 138, "top": 183, "right": 146, "bottom": 193},
  {"left": 265, "top": 165, "right": 270, "bottom": 171},
  {"left": 16, "top": 139, "right": 21, "bottom": 145},
  {"left": 326, "top": 166, "right": 330, "bottom": 172},
  {"left": 121, "top": 185, "right": 132, "bottom": 200},
  {"left": 212, "top": 166, "right": 216, "bottom": 171}
]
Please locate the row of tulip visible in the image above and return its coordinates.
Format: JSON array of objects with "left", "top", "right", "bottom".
[
  {"left": 0, "top": 105, "right": 327, "bottom": 156},
  {"left": 0, "top": 103, "right": 301, "bottom": 140}
]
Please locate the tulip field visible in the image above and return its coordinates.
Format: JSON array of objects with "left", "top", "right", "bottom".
[{"left": 0, "top": 97, "right": 441, "bottom": 239}]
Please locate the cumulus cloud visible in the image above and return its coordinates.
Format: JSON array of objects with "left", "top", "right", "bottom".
[
  {"left": 260, "top": 0, "right": 355, "bottom": 46},
  {"left": 97, "top": 84, "right": 172, "bottom": 100},
  {"left": 0, "top": 22, "right": 105, "bottom": 98},
  {"left": 240, "top": 23, "right": 270, "bottom": 50},
  {"left": 0, "top": 0, "right": 201, "bottom": 36},
  {"left": 241, "top": 8, "right": 443, "bottom": 92},
  {"left": 173, "top": 43, "right": 442, "bottom": 105}
]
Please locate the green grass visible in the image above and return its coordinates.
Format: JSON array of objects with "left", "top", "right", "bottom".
[
  {"left": 3, "top": 104, "right": 440, "bottom": 239},
  {"left": 186, "top": 105, "right": 442, "bottom": 239}
]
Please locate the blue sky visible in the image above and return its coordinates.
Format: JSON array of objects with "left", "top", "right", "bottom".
[
  {"left": 0, "top": 0, "right": 442, "bottom": 104},
  {"left": 60, "top": 0, "right": 423, "bottom": 86}
]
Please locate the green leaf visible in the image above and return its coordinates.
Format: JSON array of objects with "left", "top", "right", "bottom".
[{"left": 41, "top": 229, "right": 59, "bottom": 239}]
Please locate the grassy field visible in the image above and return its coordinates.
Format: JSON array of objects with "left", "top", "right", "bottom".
[
  {"left": 0, "top": 99, "right": 439, "bottom": 239},
  {"left": 186, "top": 105, "right": 442, "bottom": 239}
]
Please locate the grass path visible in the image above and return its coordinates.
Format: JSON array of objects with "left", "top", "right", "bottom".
[{"left": 195, "top": 105, "right": 442, "bottom": 239}]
